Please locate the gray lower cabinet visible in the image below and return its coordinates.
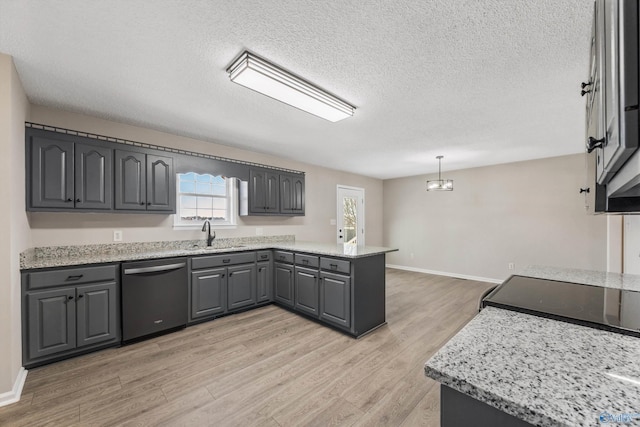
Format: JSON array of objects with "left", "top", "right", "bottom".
[
  {"left": 294, "top": 266, "right": 319, "bottom": 317},
  {"left": 274, "top": 262, "right": 295, "bottom": 307},
  {"left": 227, "top": 264, "right": 257, "bottom": 310},
  {"left": 190, "top": 268, "right": 226, "bottom": 320},
  {"left": 256, "top": 260, "right": 273, "bottom": 303},
  {"left": 319, "top": 271, "right": 351, "bottom": 329},
  {"left": 23, "top": 265, "right": 120, "bottom": 368}
]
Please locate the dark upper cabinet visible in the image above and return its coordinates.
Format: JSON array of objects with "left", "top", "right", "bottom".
[
  {"left": 247, "top": 169, "right": 305, "bottom": 216},
  {"left": 115, "top": 149, "right": 174, "bottom": 212},
  {"left": 30, "top": 135, "right": 113, "bottom": 210},
  {"left": 115, "top": 150, "right": 146, "bottom": 210},
  {"left": 249, "top": 169, "right": 280, "bottom": 214},
  {"left": 30, "top": 136, "right": 75, "bottom": 209},
  {"left": 280, "top": 173, "right": 305, "bottom": 215},
  {"left": 75, "top": 144, "right": 113, "bottom": 210}
]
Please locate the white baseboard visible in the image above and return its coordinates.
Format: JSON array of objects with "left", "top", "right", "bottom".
[
  {"left": 386, "top": 264, "right": 503, "bottom": 284},
  {"left": 0, "top": 367, "right": 27, "bottom": 407}
]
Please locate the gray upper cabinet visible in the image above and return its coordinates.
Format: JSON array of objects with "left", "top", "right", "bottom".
[
  {"left": 280, "top": 173, "right": 305, "bottom": 215},
  {"left": 115, "top": 150, "right": 146, "bottom": 210},
  {"left": 249, "top": 169, "right": 280, "bottom": 214},
  {"left": 115, "top": 149, "right": 174, "bottom": 212},
  {"left": 248, "top": 169, "right": 305, "bottom": 216},
  {"left": 75, "top": 144, "right": 113, "bottom": 210},
  {"left": 30, "top": 136, "right": 112, "bottom": 210}
]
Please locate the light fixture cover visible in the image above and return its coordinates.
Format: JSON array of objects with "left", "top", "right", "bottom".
[
  {"left": 227, "top": 51, "right": 355, "bottom": 122},
  {"left": 426, "top": 156, "right": 454, "bottom": 191}
]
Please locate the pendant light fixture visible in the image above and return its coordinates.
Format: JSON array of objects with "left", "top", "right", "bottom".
[{"left": 426, "top": 156, "right": 453, "bottom": 191}]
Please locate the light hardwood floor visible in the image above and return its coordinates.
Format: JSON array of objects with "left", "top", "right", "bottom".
[{"left": 0, "top": 268, "right": 495, "bottom": 427}]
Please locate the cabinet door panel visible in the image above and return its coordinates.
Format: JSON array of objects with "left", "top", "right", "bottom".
[
  {"left": 76, "top": 282, "right": 118, "bottom": 347},
  {"left": 280, "top": 174, "right": 293, "bottom": 213},
  {"left": 274, "top": 263, "right": 294, "bottom": 307},
  {"left": 115, "top": 150, "right": 146, "bottom": 210},
  {"left": 191, "top": 268, "right": 227, "bottom": 319},
  {"left": 320, "top": 272, "right": 351, "bottom": 329},
  {"left": 28, "top": 288, "right": 76, "bottom": 360},
  {"left": 294, "top": 266, "right": 319, "bottom": 317},
  {"left": 30, "top": 137, "right": 74, "bottom": 208},
  {"left": 265, "top": 172, "right": 280, "bottom": 213},
  {"left": 147, "top": 154, "right": 174, "bottom": 211},
  {"left": 228, "top": 264, "right": 256, "bottom": 310},
  {"left": 256, "top": 261, "right": 273, "bottom": 303},
  {"left": 249, "top": 169, "right": 266, "bottom": 213},
  {"left": 291, "top": 175, "right": 305, "bottom": 214},
  {"left": 75, "top": 144, "right": 113, "bottom": 210}
]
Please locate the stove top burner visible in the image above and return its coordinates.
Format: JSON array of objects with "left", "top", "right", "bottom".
[{"left": 482, "top": 275, "right": 640, "bottom": 338}]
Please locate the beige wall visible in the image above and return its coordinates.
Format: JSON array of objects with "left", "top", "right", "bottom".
[
  {"left": 27, "top": 105, "right": 383, "bottom": 247},
  {"left": 383, "top": 154, "right": 608, "bottom": 282},
  {"left": 0, "top": 53, "right": 30, "bottom": 396}
]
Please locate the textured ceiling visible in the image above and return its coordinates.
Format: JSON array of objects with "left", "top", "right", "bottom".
[{"left": 0, "top": 0, "right": 592, "bottom": 179}]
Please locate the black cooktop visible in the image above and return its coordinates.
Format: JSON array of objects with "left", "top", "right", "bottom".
[{"left": 482, "top": 275, "right": 640, "bottom": 337}]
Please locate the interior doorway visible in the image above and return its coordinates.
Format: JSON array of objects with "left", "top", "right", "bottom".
[{"left": 337, "top": 185, "right": 365, "bottom": 245}]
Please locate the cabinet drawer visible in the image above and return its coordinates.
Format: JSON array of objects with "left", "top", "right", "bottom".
[
  {"left": 256, "top": 251, "right": 272, "bottom": 262},
  {"left": 191, "top": 252, "right": 256, "bottom": 270},
  {"left": 320, "top": 258, "right": 351, "bottom": 275},
  {"left": 295, "top": 254, "right": 319, "bottom": 268},
  {"left": 273, "top": 251, "right": 294, "bottom": 264},
  {"left": 26, "top": 265, "right": 118, "bottom": 290}
]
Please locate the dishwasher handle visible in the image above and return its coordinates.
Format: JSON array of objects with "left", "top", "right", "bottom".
[{"left": 124, "top": 262, "right": 186, "bottom": 275}]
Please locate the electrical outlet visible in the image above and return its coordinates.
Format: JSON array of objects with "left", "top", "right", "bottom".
[
  {"left": 113, "top": 230, "right": 123, "bottom": 242},
  {"left": 508, "top": 262, "right": 515, "bottom": 270}
]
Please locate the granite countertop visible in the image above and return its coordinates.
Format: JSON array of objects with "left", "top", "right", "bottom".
[
  {"left": 522, "top": 265, "right": 640, "bottom": 292},
  {"left": 425, "top": 306, "right": 640, "bottom": 427},
  {"left": 20, "top": 236, "right": 398, "bottom": 270}
]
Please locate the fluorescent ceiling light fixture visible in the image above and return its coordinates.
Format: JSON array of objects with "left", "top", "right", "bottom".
[
  {"left": 227, "top": 51, "right": 355, "bottom": 122},
  {"left": 426, "top": 156, "right": 453, "bottom": 191}
]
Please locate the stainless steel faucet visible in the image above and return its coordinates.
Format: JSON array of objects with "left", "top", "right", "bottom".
[{"left": 201, "top": 220, "right": 216, "bottom": 246}]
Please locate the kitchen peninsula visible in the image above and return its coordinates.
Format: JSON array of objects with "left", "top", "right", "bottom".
[
  {"left": 21, "top": 235, "right": 397, "bottom": 368},
  {"left": 424, "top": 267, "right": 640, "bottom": 427}
]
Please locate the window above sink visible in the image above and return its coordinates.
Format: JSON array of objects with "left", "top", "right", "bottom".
[{"left": 173, "top": 172, "right": 238, "bottom": 229}]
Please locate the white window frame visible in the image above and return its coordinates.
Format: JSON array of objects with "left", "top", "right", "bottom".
[{"left": 173, "top": 173, "right": 238, "bottom": 229}]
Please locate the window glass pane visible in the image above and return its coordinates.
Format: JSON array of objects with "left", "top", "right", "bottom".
[
  {"left": 179, "top": 181, "right": 195, "bottom": 193},
  {"left": 196, "top": 196, "right": 213, "bottom": 209},
  {"left": 196, "top": 174, "right": 212, "bottom": 183},
  {"left": 212, "top": 198, "right": 227, "bottom": 210},
  {"left": 182, "top": 172, "right": 196, "bottom": 181},
  {"left": 196, "top": 182, "right": 213, "bottom": 195},
  {"left": 196, "top": 209, "right": 213, "bottom": 220},
  {"left": 212, "top": 182, "right": 226, "bottom": 196},
  {"left": 181, "top": 208, "right": 197, "bottom": 220},
  {"left": 212, "top": 209, "right": 227, "bottom": 220},
  {"left": 180, "top": 195, "right": 197, "bottom": 209}
]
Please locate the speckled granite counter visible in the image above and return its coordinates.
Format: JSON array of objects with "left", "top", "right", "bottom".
[
  {"left": 425, "top": 264, "right": 640, "bottom": 427},
  {"left": 523, "top": 265, "right": 640, "bottom": 292},
  {"left": 20, "top": 236, "right": 398, "bottom": 270}
]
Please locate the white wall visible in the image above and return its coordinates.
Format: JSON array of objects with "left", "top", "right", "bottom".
[
  {"left": 383, "top": 154, "right": 608, "bottom": 282},
  {"left": 0, "top": 53, "right": 30, "bottom": 399},
  {"left": 28, "top": 106, "right": 383, "bottom": 247}
]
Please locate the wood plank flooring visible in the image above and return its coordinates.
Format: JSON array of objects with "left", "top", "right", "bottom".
[{"left": 0, "top": 268, "right": 495, "bottom": 427}]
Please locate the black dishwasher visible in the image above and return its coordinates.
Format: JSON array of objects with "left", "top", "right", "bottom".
[{"left": 121, "top": 257, "right": 187, "bottom": 343}]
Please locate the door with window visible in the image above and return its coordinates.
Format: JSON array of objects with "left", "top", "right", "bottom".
[{"left": 337, "top": 186, "right": 365, "bottom": 245}]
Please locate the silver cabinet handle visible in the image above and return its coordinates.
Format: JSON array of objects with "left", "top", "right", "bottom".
[{"left": 124, "top": 262, "right": 186, "bottom": 275}]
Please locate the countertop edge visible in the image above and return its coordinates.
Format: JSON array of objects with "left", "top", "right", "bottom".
[
  {"left": 20, "top": 243, "right": 398, "bottom": 270},
  {"left": 424, "top": 364, "right": 556, "bottom": 427}
]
